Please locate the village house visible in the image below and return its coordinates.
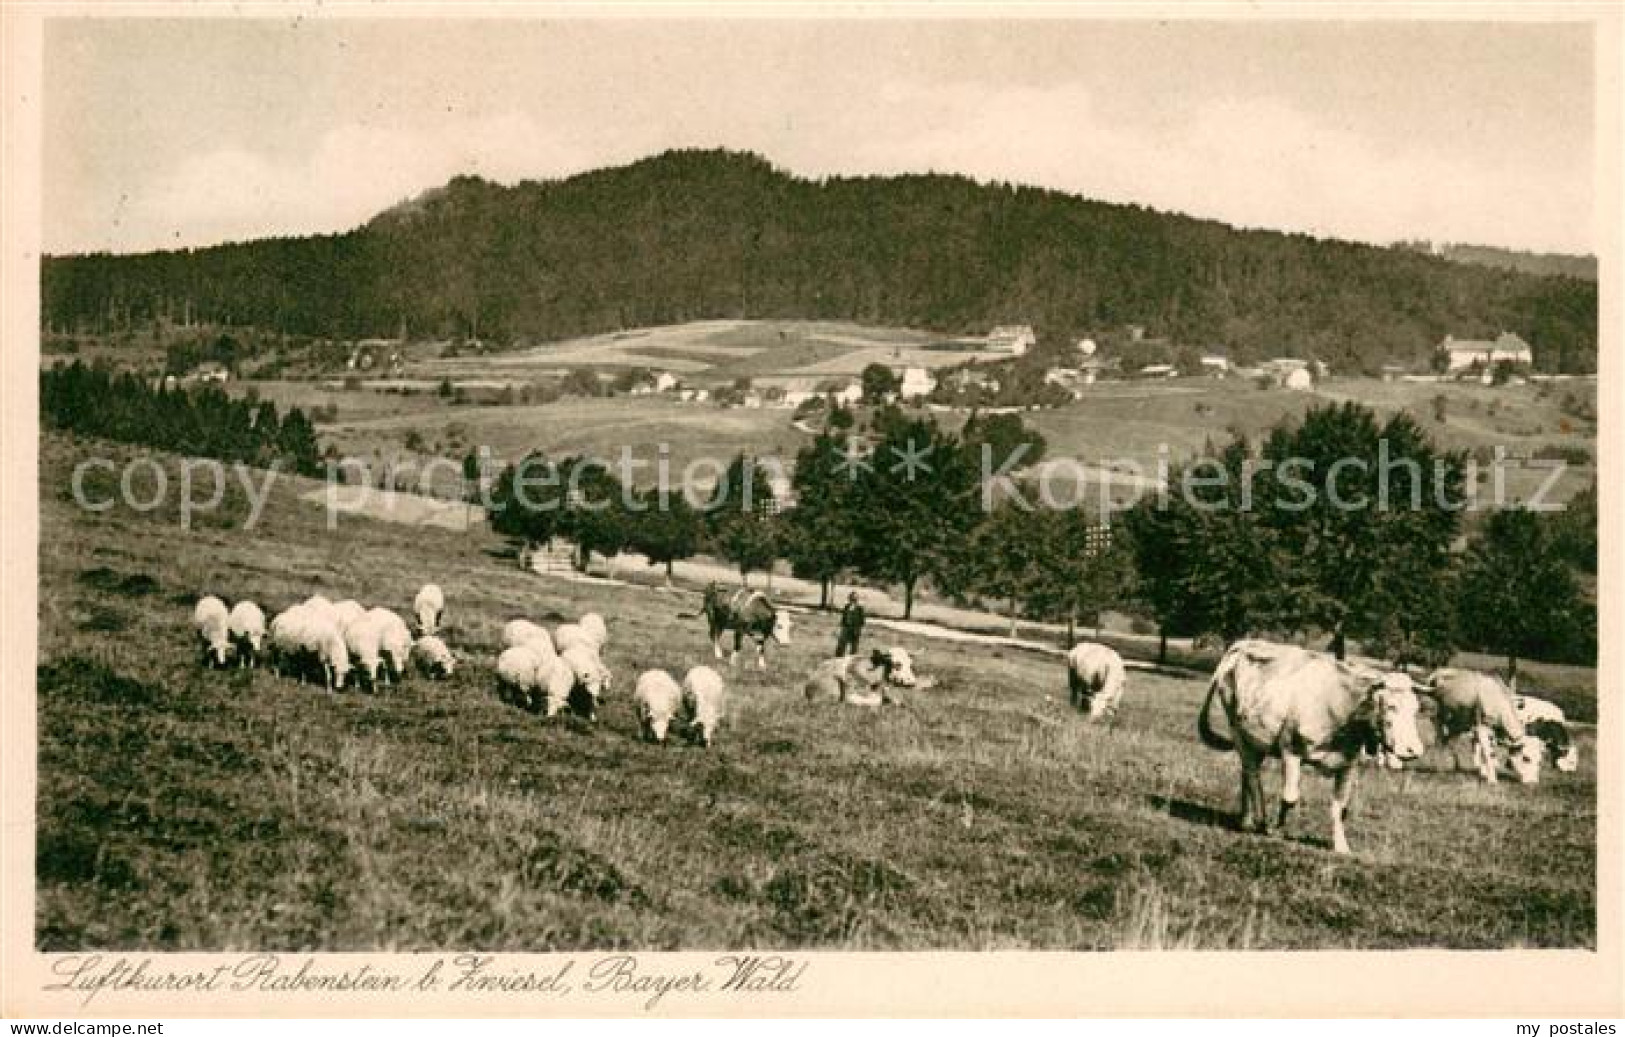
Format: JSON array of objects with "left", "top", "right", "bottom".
[
  {"left": 769, "top": 377, "right": 820, "bottom": 410},
  {"left": 1436, "top": 332, "right": 1533, "bottom": 373},
  {"left": 942, "top": 368, "right": 1001, "bottom": 393},
  {"left": 182, "top": 361, "right": 231, "bottom": 385},
  {"left": 1199, "top": 354, "right": 1230, "bottom": 376},
  {"left": 985, "top": 324, "right": 1037, "bottom": 356},
  {"left": 898, "top": 367, "right": 937, "bottom": 399},
  {"left": 1260, "top": 357, "right": 1314, "bottom": 390},
  {"left": 1043, "top": 367, "right": 1093, "bottom": 397},
  {"left": 1282, "top": 368, "right": 1314, "bottom": 391},
  {"left": 629, "top": 370, "right": 681, "bottom": 396},
  {"left": 830, "top": 382, "right": 864, "bottom": 407}
]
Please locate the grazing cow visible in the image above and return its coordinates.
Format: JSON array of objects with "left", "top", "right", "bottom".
[
  {"left": 803, "top": 648, "right": 917, "bottom": 706},
  {"left": 1515, "top": 694, "right": 1579, "bottom": 773},
  {"left": 1066, "top": 642, "right": 1126, "bottom": 720},
  {"left": 1421, "top": 669, "right": 1543, "bottom": 784},
  {"left": 700, "top": 583, "right": 792, "bottom": 669},
  {"left": 1198, "top": 640, "right": 1425, "bottom": 854}
]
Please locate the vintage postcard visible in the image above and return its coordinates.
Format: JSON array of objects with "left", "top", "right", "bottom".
[{"left": 2, "top": 2, "right": 1621, "bottom": 1018}]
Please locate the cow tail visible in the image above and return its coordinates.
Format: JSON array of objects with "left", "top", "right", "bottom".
[{"left": 1197, "top": 653, "right": 1237, "bottom": 752}]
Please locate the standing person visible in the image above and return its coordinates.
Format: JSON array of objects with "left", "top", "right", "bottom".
[{"left": 835, "top": 591, "right": 866, "bottom": 657}]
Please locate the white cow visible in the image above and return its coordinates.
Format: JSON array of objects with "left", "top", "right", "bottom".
[
  {"left": 803, "top": 648, "right": 917, "bottom": 706},
  {"left": 1422, "top": 669, "right": 1543, "bottom": 784},
  {"left": 1065, "top": 642, "right": 1125, "bottom": 719},
  {"left": 1199, "top": 640, "right": 1425, "bottom": 854},
  {"left": 1514, "top": 694, "right": 1579, "bottom": 773}
]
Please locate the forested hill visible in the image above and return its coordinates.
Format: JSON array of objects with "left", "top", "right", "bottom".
[
  {"left": 1432, "top": 244, "right": 1597, "bottom": 283},
  {"left": 42, "top": 149, "right": 1598, "bottom": 373}
]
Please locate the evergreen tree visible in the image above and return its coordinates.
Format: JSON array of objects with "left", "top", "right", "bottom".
[{"left": 1457, "top": 509, "right": 1594, "bottom": 675}]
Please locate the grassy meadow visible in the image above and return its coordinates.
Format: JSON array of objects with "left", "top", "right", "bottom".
[{"left": 36, "top": 432, "right": 1597, "bottom": 950}]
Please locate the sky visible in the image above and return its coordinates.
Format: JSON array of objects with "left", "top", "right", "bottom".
[{"left": 43, "top": 16, "right": 1597, "bottom": 256}]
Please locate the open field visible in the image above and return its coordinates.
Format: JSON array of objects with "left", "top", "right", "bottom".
[
  {"left": 322, "top": 397, "right": 805, "bottom": 484},
  {"left": 37, "top": 432, "right": 1596, "bottom": 950},
  {"left": 415, "top": 319, "right": 1002, "bottom": 385},
  {"left": 1025, "top": 377, "right": 1595, "bottom": 505}
]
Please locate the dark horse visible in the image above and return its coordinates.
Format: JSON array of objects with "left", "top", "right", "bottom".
[{"left": 698, "top": 583, "right": 792, "bottom": 669}]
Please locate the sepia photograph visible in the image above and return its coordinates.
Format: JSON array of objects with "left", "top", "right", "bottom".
[{"left": 3, "top": 2, "right": 1621, "bottom": 1019}]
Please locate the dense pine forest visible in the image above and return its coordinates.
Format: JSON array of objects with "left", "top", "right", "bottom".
[{"left": 41, "top": 149, "right": 1598, "bottom": 374}]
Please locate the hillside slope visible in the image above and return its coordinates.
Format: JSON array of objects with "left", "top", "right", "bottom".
[
  {"left": 42, "top": 150, "right": 1597, "bottom": 374},
  {"left": 37, "top": 431, "right": 1596, "bottom": 950}
]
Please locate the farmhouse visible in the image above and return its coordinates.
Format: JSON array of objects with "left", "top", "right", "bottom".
[
  {"left": 1260, "top": 358, "right": 1315, "bottom": 391},
  {"left": 1137, "top": 363, "right": 1177, "bottom": 379},
  {"left": 985, "top": 324, "right": 1037, "bottom": 356},
  {"left": 898, "top": 367, "right": 937, "bottom": 399},
  {"left": 1437, "top": 332, "right": 1533, "bottom": 372},
  {"left": 1043, "top": 367, "right": 1092, "bottom": 396},
  {"left": 1281, "top": 368, "right": 1314, "bottom": 391},
  {"left": 630, "top": 371, "right": 681, "bottom": 395},
  {"left": 771, "top": 378, "right": 820, "bottom": 409},
  {"left": 182, "top": 361, "right": 231, "bottom": 385},
  {"left": 830, "top": 381, "right": 864, "bottom": 406},
  {"left": 942, "top": 368, "right": 1000, "bottom": 393},
  {"left": 1199, "top": 354, "right": 1230, "bottom": 376}
]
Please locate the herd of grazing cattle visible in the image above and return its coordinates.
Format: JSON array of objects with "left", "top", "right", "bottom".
[{"left": 192, "top": 583, "right": 1581, "bottom": 854}]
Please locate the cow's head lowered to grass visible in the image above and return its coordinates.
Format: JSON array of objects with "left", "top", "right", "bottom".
[
  {"left": 872, "top": 647, "right": 917, "bottom": 687},
  {"left": 771, "top": 609, "right": 792, "bottom": 645},
  {"left": 1367, "top": 672, "right": 1426, "bottom": 764}
]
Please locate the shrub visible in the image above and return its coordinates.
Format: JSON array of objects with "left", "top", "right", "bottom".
[{"left": 1532, "top": 443, "right": 1591, "bottom": 465}]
